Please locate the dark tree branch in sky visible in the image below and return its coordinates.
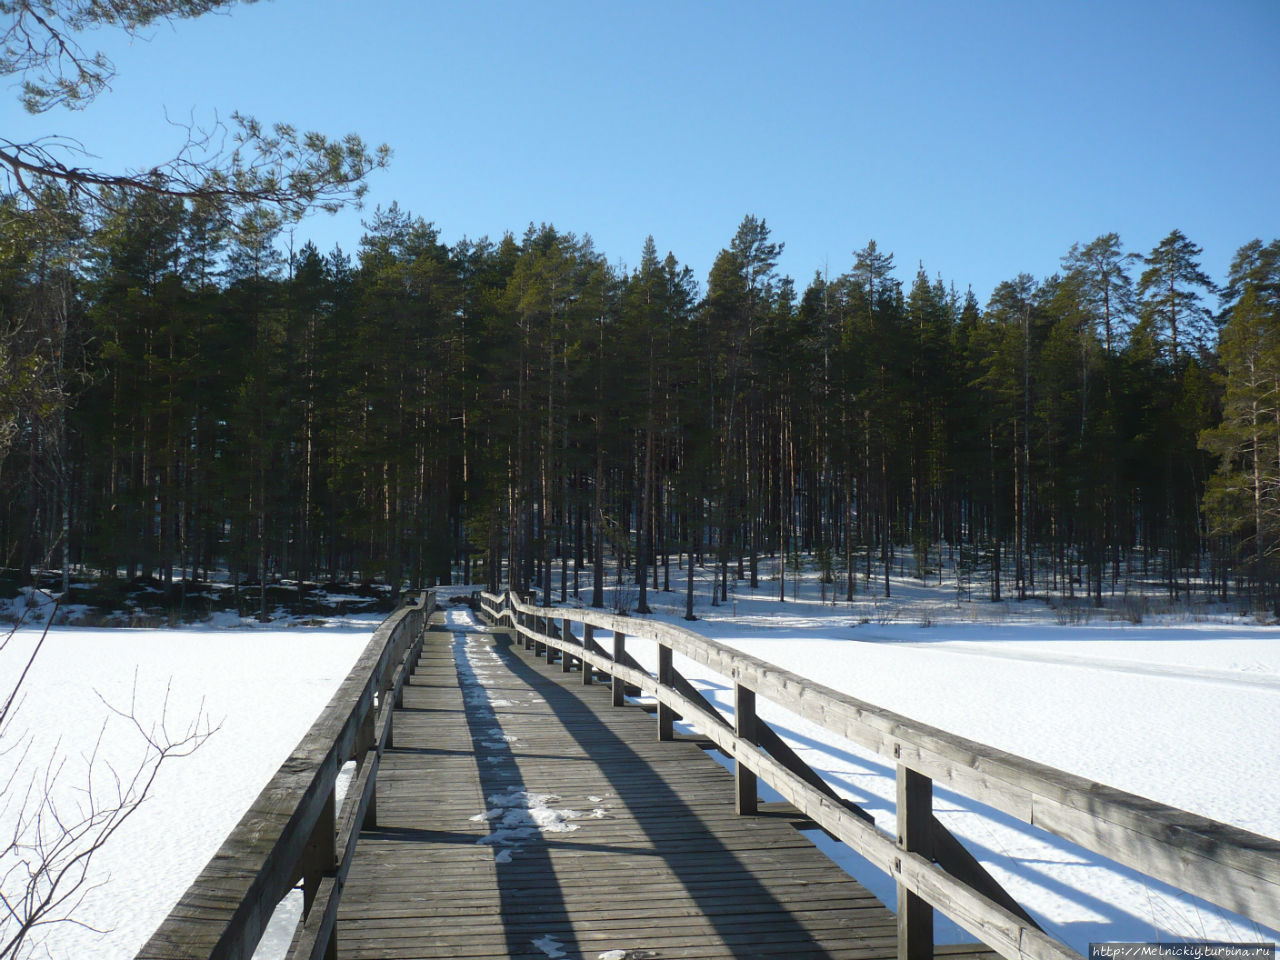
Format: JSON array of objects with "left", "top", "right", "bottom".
[
  {"left": 0, "top": 0, "right": 389, "bottom": 217},
  {"left": 3, "top": 0, "right": 251, "bottom": 113}
]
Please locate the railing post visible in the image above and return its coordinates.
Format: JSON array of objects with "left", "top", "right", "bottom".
[
  {"left": 394, "top": 631, "right": 408, "bottom": 709},
  {"left": 657, "top": 643, "right": 674, "bottom": 741},
  {"left": 735, "top": 683, "right": 758, "bottom": 815},
  {"left": 364, "top": 779, "right": 379, "bottom": 832},
  {"left": 357, "top": 706, "right": 378, "bottom": 828},
  {"left": 357, "top": 703, "right": 376, "bottom": 759},
  {"left": 581, "top": 624, "right": 594, "bottom": 685},
  {"left": 300, "top": 787, "right": 336, "bottom": 917},
  {"left": 561, "top": 618, "right": 573, "bottom": 673},
  {"left": 896, "top": 764, "right": 934, "bottom": 960},
  {"left": 612, "top": 631, "right": 626, "bottom": 707},
  {"left": 547, "top": 614, "right": 560, "bottom": 664},
  {"left": 377, "top": 647, "right": 393, "bottom": 709}
]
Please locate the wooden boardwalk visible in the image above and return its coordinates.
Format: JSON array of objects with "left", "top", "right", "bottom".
[
  {"left": 136, "top": 595, "right": 1280, "bottom": 960},
  {"left": 334, "top": 611, "right": 994, "bottom": 960}
]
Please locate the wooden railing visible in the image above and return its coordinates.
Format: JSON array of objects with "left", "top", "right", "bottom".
[
  {"left": 136, "top": 590, "right": 434, "bottom": 960},
  {"left": 480, "top": 589, "right": 1280, "bottom": 960}
]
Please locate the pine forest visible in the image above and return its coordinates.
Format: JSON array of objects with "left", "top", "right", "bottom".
[{"left": 4, "top": 195, "right": 1280, "bottom": 614}]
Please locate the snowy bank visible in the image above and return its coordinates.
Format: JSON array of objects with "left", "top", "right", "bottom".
[{"left": 0, "top": 619, "right": 376, "bottom": 959}]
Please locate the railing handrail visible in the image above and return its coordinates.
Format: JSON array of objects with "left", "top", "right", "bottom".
[
  {"left": 136, "top": 590, "right": 434, "bottom": 960},
  {"left": 480, "top": 589, "right": 1280, "bottom": 960}
]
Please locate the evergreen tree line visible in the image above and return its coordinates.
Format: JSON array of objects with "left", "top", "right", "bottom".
[{"left": 3, "top": 192, "right": 1280, "bottom": 610}]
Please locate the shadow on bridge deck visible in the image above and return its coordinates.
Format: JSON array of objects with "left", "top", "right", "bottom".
[{"left": 335, "top": 611, "right": 991, "bottom": 960}]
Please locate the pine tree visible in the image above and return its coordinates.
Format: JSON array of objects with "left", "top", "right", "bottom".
[
  {"left": 1062, "top": 233, "right": 1140, "bottom": 354},
  {"left": 846, "top": 240, "right": 904, "bottom": 596},
  {"left": 1221, "top": 239, "right": 1280, "bottom": 315},
  {"left": 1136, "top": 229, "right": 1216, "bottom": 364}
]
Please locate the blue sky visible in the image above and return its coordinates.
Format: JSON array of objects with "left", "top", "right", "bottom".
[{"left": 6, "top": 0, "right": 1279, "bottom": 303}]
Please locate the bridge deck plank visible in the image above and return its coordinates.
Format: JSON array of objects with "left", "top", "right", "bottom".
[{"left": 336, "top": 617, "right": 995, "bottom": 960}]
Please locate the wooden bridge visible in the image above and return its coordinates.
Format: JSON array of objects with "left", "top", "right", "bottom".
[{"left": 136, "top": 592, "right": 1280, "bottom": 960}]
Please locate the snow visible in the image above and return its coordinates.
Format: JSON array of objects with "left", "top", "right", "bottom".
[
  {"left": 453, "top": 617, "right": 611, "bottom": 865},
  {"left": 0, "top": 617, "right": 377, "bottom": 959},
  {"left": 532, "top": 933, "right": 568, "bottom": 958},
  {"left": 2, "top": 567, "right": 1278, "bottom": 958},
  {"left": 470, "top": 788, "right": 589, "bottom": 842}
]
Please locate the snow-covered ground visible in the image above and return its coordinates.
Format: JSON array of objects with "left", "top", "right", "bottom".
[
  {"left": 2, "top": 565, "right": 1277, "bottom": 958},
  {"left": 0, "top": 614, "right": 377, "bottom": 959}
]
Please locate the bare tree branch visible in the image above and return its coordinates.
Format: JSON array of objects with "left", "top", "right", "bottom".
[
  {"left": 0, "top": 596, "right": 58, "bottom": 732},
  {"left": 0, "top": 1, "right": 390, "bottom": 218},
  {"left": 0, "top": 115, "right": 391, "bottom": 221},
  {"left": 0, "top": 612, "right": 219, "bottom": 958}
]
